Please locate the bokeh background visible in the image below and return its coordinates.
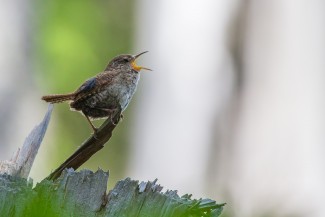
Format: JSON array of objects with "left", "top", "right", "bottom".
[{"left": 1, "top": 1, "right": 325, "bottom": 217}]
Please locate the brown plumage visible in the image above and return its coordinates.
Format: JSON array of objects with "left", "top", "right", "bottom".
[
  {"left": 42, "top": 93, "right": 75, "bottom": 103},
  {"left": 41, "top": 51, "right": 151, "bottom": 133}
]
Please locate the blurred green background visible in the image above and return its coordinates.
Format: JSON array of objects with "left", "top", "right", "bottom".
[{"left": 33, "top": 0, "right": 135, "bottom": 189}]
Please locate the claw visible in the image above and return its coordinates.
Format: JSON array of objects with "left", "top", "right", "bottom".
[
  {"left": 110, "top": 115, "right": 117, "bottom": 125},
  {"left": 92, "top": 130, "right": 100, "bottom": 140}
]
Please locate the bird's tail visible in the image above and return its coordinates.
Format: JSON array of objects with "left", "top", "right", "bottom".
[{"left": 42, "top": 93, "right": 75, "bottom": 103}]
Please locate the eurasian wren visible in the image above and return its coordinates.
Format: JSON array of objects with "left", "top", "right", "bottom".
[{"left": 42, "top": 51, "right": 151, "bottom": 132}]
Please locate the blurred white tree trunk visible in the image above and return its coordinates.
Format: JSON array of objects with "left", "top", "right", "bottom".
[
  {"left": 225, "top": 1, "right": 325, "bottom": 216},
  {"left": 132, "top": 0, "right": 325, "bottom": 216},
  {"left": 130, "top": 0, "right": 238, "bottom": 197},
  {"left": 0, "top": 1, "right": 42, "bottom": 164}
]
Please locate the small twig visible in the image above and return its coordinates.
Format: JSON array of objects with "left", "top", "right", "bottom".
[{"left": 47, "top": 108, "right": 122, "bottom": 180}]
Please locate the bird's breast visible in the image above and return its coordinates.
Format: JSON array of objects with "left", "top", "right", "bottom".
[{"left": 97, "top": 72, "right": 140, "bottom": 110}]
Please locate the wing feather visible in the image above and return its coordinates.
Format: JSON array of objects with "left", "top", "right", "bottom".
[{"left": 73, "top": 70, "right": 117, "bottom": 102}]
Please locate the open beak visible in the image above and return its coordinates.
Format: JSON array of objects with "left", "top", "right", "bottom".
[{"left": 131, "top": 51, "right": 152, "bottom": 71}]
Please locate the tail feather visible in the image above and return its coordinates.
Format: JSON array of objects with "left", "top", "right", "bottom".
[{"left": 42, "top": 93, "right": 75, "bottom": 103}]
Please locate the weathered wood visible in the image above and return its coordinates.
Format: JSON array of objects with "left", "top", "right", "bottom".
[
  {"left": 0, "top": 169, "right": 225, "bottom": 217},
  {"left": 47, "top": 108, "right": 122, "bottom": 180},
  {"left": 0, "top": 104, "right": 53, "bottom": 178},
  {"left": 0, "top": 97, "right": 225, "bottom": 217}
]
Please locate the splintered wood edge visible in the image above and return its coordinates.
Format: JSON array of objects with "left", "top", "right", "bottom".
[
  {"left": 0, "top": 169, "right": 224, "bottom": 216},
  {"left": 47, "top": 169, "right": 224, "bottom": 216},
  {"left": 0, "top": 104, "right": 53, "bottom": 178}
]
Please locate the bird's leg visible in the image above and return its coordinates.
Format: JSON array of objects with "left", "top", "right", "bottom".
[
  {"left": 94, "top": 107, "right": 119, "bottom": 125},
  {"left": 83, "top": 112, "right": 98, "bottom": 134},
  {"left": 107, "top": 109, "right": 119, "bottom": 125}
]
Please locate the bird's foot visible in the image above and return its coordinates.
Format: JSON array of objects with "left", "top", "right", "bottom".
[
  {"left": 110, "top": 116, "right": 117, "bottom": 125},
  {"left": 92, "top": 129, "right": 100, "bottom": 140},
  {"left": 105, "top": 108, "right": 119, "bottom": 125},
  {"left": 83, "top": 113, "right": 99, "bottom": 139}
]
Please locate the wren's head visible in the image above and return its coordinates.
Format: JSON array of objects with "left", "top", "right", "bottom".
[{"left": 105, "top": 51, "right": 151, "bottom": 72}]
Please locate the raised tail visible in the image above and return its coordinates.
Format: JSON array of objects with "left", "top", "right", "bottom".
[{"left": 42, "top": 93, "right": 75, "bottom": 103}]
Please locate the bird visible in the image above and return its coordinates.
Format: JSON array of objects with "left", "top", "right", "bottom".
[{"left": 42, "top": 51, "right": 151, "bottom": 133}]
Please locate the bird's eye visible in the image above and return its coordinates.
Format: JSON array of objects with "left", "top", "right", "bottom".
[{"left": 123, "top": 58, "right": 129, "bottom": 62}]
